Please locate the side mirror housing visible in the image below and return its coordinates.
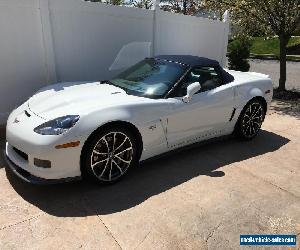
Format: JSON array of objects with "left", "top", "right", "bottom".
[{"left": 182, "top": 82, "right": 201, "bottom": 103}]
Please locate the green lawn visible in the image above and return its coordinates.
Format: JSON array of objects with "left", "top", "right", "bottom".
[{"left": 250, "top": 37, "right": 300, "bottom": 55}]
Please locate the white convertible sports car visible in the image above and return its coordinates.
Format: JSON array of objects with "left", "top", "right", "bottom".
[{"left": 5, "top": 55, "right": 273, "bottom": 184}]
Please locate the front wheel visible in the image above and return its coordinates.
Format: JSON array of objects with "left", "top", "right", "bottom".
[
  {"left": 82, "top": 127, "right": 138, "bottom": 184},
  {"left": 234, "top": 99, "right": 266, "bottom": 140}
]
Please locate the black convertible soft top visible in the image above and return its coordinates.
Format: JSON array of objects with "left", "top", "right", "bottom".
[
  {"left": 155, "top": 55, "right": 219, "bottom": 67},
  {"left": 155, "top": 55, "right": 234, "bottom": 84}
]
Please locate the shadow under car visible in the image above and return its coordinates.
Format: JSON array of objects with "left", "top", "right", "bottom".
[{"left": 2, "top": 129, "right": 290, "bottom": 217}]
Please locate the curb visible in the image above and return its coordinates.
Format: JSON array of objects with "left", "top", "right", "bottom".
[{"left": 249, "top": 54, "right": 300, "bottom": 62}]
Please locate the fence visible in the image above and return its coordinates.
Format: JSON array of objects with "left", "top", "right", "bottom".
[{"left": 0, "top": 0, "right": 229, "bottom": 124}]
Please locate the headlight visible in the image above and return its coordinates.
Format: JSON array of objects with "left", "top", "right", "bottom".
[{"left": 34, "top": 115, "right": 80, "bottom": 135}]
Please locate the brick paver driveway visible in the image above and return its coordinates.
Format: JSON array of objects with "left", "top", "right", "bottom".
[{"left": 0, "top": 100, "right": 299, "bottom": 250}]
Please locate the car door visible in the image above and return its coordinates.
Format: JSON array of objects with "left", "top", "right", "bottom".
[{"left": 166, "top": 66, "right": 235, "bottom": 148}]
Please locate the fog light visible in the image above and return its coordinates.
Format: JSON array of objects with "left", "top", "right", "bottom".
[{"left": 34, "top": 158, "right": 51, "bottom": 168}]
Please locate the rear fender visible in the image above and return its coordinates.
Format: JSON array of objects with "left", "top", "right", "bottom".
[{"left": 233, "top": 84, "right": 267, "bottom": 122}]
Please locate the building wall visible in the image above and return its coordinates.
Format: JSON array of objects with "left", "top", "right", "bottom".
[{"left": 0, "top": 0, "right": 229, "bottom": 124}]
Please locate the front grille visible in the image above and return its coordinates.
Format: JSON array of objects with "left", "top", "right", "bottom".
[
  {"left": 6, "top": 156, "right": 31, "bottom": 178},
  {"left": 13, "top": 147, "right": 28, "bottom": 161},
  {"left": 15, "top": 165, "right": 31, "bottom": 178}
]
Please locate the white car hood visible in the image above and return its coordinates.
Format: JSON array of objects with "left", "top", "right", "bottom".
[{"left": 28, "top": 82, "right": 140, "bottom": 119}]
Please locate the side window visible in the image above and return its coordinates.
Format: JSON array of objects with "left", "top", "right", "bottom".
[{"left": 173, "top": 67, "right": 223, "bottom": 97}]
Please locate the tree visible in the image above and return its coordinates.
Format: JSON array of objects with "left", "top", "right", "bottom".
[
  {"left": 206, "top": 0, "right": 300, "bottom": 91},
  {"left": 160, "top": 0, "right": 205, "bottom": 15},
  {"left": 85, "top": 0, "right": 124, "bottom": 5},
  {"left": 131, "top": 0, "right": 153, "bottom": 9}
]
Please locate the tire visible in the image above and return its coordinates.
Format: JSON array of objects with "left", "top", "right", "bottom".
[
  {"left": 81, "top": 126, "right": 138, "bottom": 184},
  {"left": 234, "top": 99, "right": 266, "bottom": 140}
]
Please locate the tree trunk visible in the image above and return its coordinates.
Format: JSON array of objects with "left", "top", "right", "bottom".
[
  {"left": 278, "top": 35, "right": 289, "bottom": 91},
  {"left": 183, "top": 0, "right": 187, "bottom": 14}
]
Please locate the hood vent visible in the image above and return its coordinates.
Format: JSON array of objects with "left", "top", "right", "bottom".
[{"left": 111, "top": 91, "right": 122, "bottom": 95}]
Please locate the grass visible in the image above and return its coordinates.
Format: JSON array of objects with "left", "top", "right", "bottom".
[{"left": 250, "top": 37, "right": 300, "bottom": 55}]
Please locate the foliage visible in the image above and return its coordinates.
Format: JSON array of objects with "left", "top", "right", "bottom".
[
  {"left": 85, "top": 0, "right": 124, "bottom": 5},
  {"left": 228, "top": 36, "right": 251, "bottom": 72},
  {"left": 287, "top": 38, "right": 300, "bottom": 48},
  {"left": 130, "top": 0, "right": 153, "bottom": 9},
  {"left": 294, "top": 22, "right": 300, "bottom": 35},
  {"left": 205, "top": 0, "right": 300, "bottom": 90},
  {"left": 205, "top": 0, "right": 300, "bottom": 36},
  {"left": 287, "top": 39, "right": 300, "bottom": 55},
  {"left": 160, "top": 0, "right": 205, "bottom": 15}
]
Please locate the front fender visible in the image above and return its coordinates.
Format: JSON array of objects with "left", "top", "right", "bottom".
[
  {"left": 248, "top": 87, "right": 264, "bottom": 99},
  {"left": 73, "top": 105, "right": 168, "bottom": 161}
]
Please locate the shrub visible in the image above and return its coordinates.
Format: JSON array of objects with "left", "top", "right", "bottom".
[
  {"left": 228, "top": 36, "right": 251, "bottom": 72},
  {"left": 287, "top": 40, "right": 300, "bottom": 55}
]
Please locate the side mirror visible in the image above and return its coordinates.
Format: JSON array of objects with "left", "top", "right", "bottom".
[{"left": 182, "top": 82, "right": 201, "bottom": 103}]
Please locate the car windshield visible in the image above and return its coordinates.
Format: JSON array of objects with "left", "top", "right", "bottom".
[{"left": 109, "top": 58, "right": 187, "bottom": 98}]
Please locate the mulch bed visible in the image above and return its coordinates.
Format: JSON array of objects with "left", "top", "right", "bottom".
[{"left": 273, "top": 88, "right": 300, "bottom": 101}]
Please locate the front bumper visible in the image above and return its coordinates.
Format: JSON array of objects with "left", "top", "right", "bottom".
[
  {"left": 4, "top": 151, "right": 81, "bottom": 184},
  {"left": 5, "top": 106, "right": 84, "bottom": 182}
]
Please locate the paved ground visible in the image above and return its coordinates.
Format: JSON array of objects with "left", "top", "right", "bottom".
[
  {"left": 0, "top": 100, "right": 299, "bottom": 250},
  {"left": 250, "top": 59, "right": 300, "bottom": 90}
]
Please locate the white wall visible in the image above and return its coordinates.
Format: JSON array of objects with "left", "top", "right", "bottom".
[
  {"left": 49, "top": 0, "right": 154, "bottom": 81},
  {"left": 0, "top": 0, "right": 47, "bottom": 123},
  {"left": 154, "top": 9, "right": 227, "bottom": 63},
  {"left": 0, "top": 0, "right": 229, "bottom": 124}
]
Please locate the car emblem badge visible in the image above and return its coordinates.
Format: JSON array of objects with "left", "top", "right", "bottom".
[
  {"left": 13, "top": 117, "right": 20, "bottom": 124},
  {"left": 149, "top": 125, "right": 156, "bottom": 131}
]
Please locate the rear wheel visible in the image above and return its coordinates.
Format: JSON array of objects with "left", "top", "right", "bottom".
[
  {"left": 235, "top": 99, "right": 266, "bottom": 140},
  {"left": 82, "top": 126, "right": 138, "bottom": 184}
]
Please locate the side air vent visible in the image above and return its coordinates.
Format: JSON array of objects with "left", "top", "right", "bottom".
[
  {"left": 25, "top": 110, "right": 31, "bottom": 117},
  {"left": 229, "top": 108, "right": 236, "bottom": 122}
]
